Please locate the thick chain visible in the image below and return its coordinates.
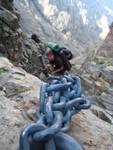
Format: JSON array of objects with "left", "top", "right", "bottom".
[{"left": 19, "top": 75, "right": 91, "bottom": 150}]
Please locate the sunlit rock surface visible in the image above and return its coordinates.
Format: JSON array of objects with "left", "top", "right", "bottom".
[
  {"left": 0, "top": 57, "right": 41, "bottom": 150},
  {"left": 97, "top": 23, "right": 113, "bottom": 57}
]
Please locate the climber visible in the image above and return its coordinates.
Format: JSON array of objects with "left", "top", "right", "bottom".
[
  {"left": 45, "top": 42, "right": 72, "bottom": 76},
  {"left": 31, "top": 34, "right": 41, "bottom": 43},
  {"left": 31, "top": 34, "right": 46, "bottom": 54}
]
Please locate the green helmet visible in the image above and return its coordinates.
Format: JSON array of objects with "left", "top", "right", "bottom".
[{"left": 46, "top": 42, "right": 60, "bottom": 52}]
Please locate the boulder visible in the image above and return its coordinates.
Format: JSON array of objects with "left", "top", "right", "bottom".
[
  {"left": 0, "top": 57, "right": 41, "bottom": 100},
  {"left": 70, "top": 109, "right": 113, "bottom": 150}
]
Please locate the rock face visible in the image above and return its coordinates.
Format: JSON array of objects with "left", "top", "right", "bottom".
[
  {"left": 71, "top": 21, "right": 113, "bottom": 113},
  {"left": 0, "top": 57, "right": 41, "bottom": 150},
  {"left": 0, "top": 1, "right": 23, "bottom": 64},
  {"left": 73, "top": 56, "right": 113, "bottom": 115},
  {"left": 97, "top": 22, "right": 113, "bottom": 57},
  {"left": 70, "top": 109, "right": 113, "bottom": 150},
  {"left": 0, "top": 1, "right": 47, "bottom": 78},
  {"left": 0, "top": 57, "right": 113, "bottom": 150}
]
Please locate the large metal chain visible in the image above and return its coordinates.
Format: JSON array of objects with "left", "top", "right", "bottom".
[{"left": 19, "top": 75, "right": 91, "bottom": 150}]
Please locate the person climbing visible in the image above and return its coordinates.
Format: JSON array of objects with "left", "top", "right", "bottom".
[
  {"left": 31, "top": 34, "right": 41, "bottom": 43},
  {"left": 31, "top": 34, "right": 46, "bottom": 54},
  {"left": 45, "top": 42, "right": 72, "bottom": 76}
]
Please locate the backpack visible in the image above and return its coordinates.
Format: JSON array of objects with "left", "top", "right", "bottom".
[
  {"left": 59, "top": 47, "right": 73, "bottom": 60},
  {"left": 59, "top": 51, "right": 72, "bottom": 71}
]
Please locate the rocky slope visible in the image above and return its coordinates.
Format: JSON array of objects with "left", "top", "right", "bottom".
[
  {"left": 0, "top": 57, "right": 113, "bottom": 150},
  {"left": 0, "top": 57, "right": 41, "bottom": 150},
  {"left": 71, "top": 21, "right": 113, "bottom": 117}
]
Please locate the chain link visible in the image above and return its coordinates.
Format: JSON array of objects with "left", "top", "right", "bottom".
[{"left": 19, "top": 75, "right": 91, "bottom": 150}]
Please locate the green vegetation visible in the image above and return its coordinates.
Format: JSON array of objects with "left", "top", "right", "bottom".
[{"left": 0, "top": 68, "right": 9, "bottom": 75}]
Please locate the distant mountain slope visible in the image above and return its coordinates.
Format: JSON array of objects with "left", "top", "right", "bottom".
[
  {"left": 38, "top": 0, "right": 113, "bottom": 47},
  {"left": 14, "top": 0, "right": 113, "bottom": 54},
  {"left": 14, "top": 0, "right": 85, "bottom": 55},
  {"left": 97, "top": 22, "right": 113, "bottom": 57}
]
